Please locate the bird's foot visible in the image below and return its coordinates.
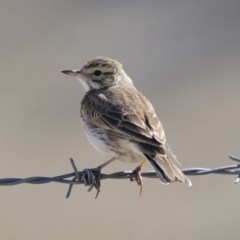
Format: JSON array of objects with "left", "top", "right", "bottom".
[
  {"left": 93, "top": 158, "right": 117, "bottom": 199},
  {"left": 93, "top": 167, "right": 101, "bottom": 199},
  {"left": 131, "top": 165, "right": 143, "bottom": 197}
]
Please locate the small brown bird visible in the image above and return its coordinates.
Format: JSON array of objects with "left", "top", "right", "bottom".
[{"left": 62, "top": 57, "right": 191, "bottom": 197}]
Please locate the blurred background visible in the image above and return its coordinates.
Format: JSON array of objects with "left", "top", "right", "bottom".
[{"left": 0, "top": 0, "right": 240, "bottom": 239}]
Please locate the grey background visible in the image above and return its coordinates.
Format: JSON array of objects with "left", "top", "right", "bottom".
[{"left": 0, "top": 1, "right": 240, "bottom": 239}]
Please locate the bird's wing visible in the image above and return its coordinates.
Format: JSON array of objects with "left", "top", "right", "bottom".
[{"left": 81, "top": 86, "right": 166, "bottom": 148}]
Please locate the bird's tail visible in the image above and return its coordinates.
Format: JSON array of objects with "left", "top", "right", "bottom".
[{"left": 144, "top": 153, "right": 192, "bottom": 186}]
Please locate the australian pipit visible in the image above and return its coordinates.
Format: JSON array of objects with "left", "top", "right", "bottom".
[{"left": 62, "top": 57, "right": 191, "bottom": 197}]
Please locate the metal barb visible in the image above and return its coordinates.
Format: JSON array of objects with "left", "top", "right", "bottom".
[
  {"left": 66, "top": 176, "right": 76, "bottom": 199},
  {"left": 66, "top": 158, "right": 82, "bottom": 198},
  {"left": 70, "top": 158, "right": 80, "bottom": 181}
]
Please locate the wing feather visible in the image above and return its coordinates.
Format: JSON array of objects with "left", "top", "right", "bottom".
[{"left": 81, "top": 86, "right": 165, "bottom": 147}]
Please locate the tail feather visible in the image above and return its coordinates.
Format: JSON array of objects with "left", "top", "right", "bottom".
[
  {"left": 144, "top": 153, "right": 192, "bottom": 186},
  {"left": 147, "top": 156, "right": 170, "bottom": 184}
]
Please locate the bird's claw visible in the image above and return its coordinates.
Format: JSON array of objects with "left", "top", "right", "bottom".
[
  {"left": 131, "top": 166, "right": 143, "bottom": 196},
  {"left": 93, "top": 167, "right": 101, "bottom": 199}
]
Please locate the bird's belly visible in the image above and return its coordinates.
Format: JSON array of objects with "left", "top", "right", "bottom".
[
  {"left": 84, "top": 125, "right": 118, "bottom": 158},
  {"left": 83, "top": 123, "right": 144, "bottom": 163},
  {"left": 117, "top": 139, "right": 145, "bottom": 163}
]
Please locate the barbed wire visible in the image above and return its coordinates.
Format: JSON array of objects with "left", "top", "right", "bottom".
[{"left": 0, "top": 155, "right": 239, "bottom": 198}]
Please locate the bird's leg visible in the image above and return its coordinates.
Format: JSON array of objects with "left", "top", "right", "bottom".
[
  {"left": 94, "top": 157, "right": 117, "bottom": 199},
  {"left": 132, "top": 160, "right": 146, "bottom": 197}
]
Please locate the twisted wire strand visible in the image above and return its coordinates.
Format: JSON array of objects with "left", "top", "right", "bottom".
[{"left": 0, "top": 156, "right": 239, "bottom": 198}]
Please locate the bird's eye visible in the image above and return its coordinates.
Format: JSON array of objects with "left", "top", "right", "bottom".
[{"left": 93, "top": 70, "right": 102, "bottom": 77}]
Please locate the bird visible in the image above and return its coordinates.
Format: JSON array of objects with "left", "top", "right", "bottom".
[{"left": 62, "top": 57, "right": 191, "bottom": 197}]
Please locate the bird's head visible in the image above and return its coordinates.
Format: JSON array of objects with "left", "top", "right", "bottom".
[{"left": 62, "top": 57, "right": 133, "bottom": 92}]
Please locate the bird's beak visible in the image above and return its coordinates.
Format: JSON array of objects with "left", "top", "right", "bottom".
[{"left": 61, "top": 69, "right": 81, "bottom": 77}]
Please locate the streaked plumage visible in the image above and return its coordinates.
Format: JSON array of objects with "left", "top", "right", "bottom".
[{"left": 62, "top": 57, "right": 191, "bottom": 194}]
